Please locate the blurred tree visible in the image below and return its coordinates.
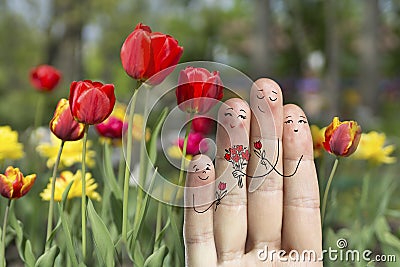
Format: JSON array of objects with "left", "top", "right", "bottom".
[{"left": 358, "top": 0, "right": 381, "bottom": 115}]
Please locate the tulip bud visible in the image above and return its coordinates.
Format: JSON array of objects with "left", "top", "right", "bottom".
[
  {"left": 323, "top": 117, "right": 362, "bottom": 157},
  {"left": 69, "top": 80, "right": 116, "bottom": 125},
  {"left": 178, "top": 132, "right": 208, "bottom": 155},
  {"left": 30, "top": 65, "right": 61, "bottom": 92},
  {"left": 120, "top": 23, "right": 183, "bottom": 85},
  {"left": 0, "top": 166, "right": 36, "bottom": 199},
  {"left": 176, "top": 66, "right": 224, "bottom": 114},
  {"left": 50, "top": 99, "right": 85, "bottom": 141}
]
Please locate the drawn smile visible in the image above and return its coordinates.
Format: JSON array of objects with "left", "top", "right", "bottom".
[
  {"left": 230, "top": 124, "right": 235, "bottom": 128},
  {"left": 269, "top": 97, "right": 277, "bottom": 102},
  {"left": 294, "top": 129, "right": 298, "bottom": 133},
  {"left": 257, "top": 105, "right": 265, "bottom": 113},
  {"left": 198, "top": 175, "right": 209, "bottom": 180}
]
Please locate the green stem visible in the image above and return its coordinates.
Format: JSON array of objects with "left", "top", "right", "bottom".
[
  {"left": 81, "top": 125, "right": 89, "bottom": 260},
  {"left": 360, "top": 167, "right": 371, "bottom": 210},
  {"left": 321, "top": 157, "right": 339, "bottom": 225},
  {"left": 34, "top": 93, "right": 45, "bottom": 128},
  {"left": 45, "top": 140, "right": 65, "bottom": 251},
  {"left": 1, "top": 199, "right": 11, "bottom": 267},
  {"left": 133, "top": 87, "right": 149, "bottom": 233},
  {"left": 177, "top": 114, "right": 194, "bottom": 188},
  {"left": 122, "top": 87, "right": 139, "bottom": 242},
  {"left": 154, "top": 202, "right": 162, "bottom": 252},
  {"left": 118, "top": 146, "right": 125, "bottom": 189}
]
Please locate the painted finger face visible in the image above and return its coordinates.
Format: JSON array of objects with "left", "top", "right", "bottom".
[
  {"left": 185, "top": 154, "right": 215, "bottom": 207},
  {"left": 218, "top": 98, "right": 250, "bottom": 130},
  {"left": 251, "top": 78, "right": 283, "bottom": 115},
  {"left": 284, "top": 115, "right": 308, "bottom": 133},
  {"left": 191, "top": 162, "right": 212, "bottom": 181},
  {"left": 249, "top": 78, "right": 283, "bottom": 138},
  {"left": 216, "top": 98, "right": 250, "bottom": 156},
  {"left": 283, "top": 104, "right": 313, "bottom": 159}
]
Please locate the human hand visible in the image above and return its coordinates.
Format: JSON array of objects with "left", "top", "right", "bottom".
[{"left": 183, "top": 78, "right": 322, "bottom": 266}]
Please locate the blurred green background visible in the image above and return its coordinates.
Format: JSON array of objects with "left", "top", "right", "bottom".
[
  {"left": 1, "top": 0, "right": 400, "bottom": 266},
  {"left": 1, "top": 0, "right": 400, "bottom": 132}
]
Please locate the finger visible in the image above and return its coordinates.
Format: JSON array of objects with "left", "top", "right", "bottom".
[
  {"left": 184, "top": 154, "right": 217, "bottom": 267},
  {"left": 246, "top": 78, "right": 284, "bottom": 251},
  {"left": 213, "top": 98, "right": 250, "bottom": 262},
  {"left": 281, "top": 104, "right": 322, "bottom": 255}
]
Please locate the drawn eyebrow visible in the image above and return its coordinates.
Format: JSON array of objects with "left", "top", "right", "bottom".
[
  {"left": 272, "top": 90, "right": 277, "bottom": 94},
  {"left": 257, "top": 89, "right": 263, "bottom": 92},
  {"left": 192, "top": 164, "right": 197, "bottom": 169},
  {"left": 299, "top": 115, "right": 306, "bottom": 118},
  {"left": 206, "top": 163, "right": 211, "bottom": 167},
  {"left": 285, "top": 115, "right": 292, "bottom": 118},
  {"left": 226, "top": 107, "right": 234, "bottom": 111},
  {"left": 239, "top": 109, "right": 247, "bottom": 113}
]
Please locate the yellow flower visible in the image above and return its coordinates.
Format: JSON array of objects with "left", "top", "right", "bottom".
[
  {"left": 167, "top": 145, "right": 193, "bottom": 161},
  {"left": 0, "top": 126, "right": 24, "bottom": 161},
  {"left": 40, "top": 170, "right": 101, "bottom": 201},
  {"left": 132, "top": 114, "right": 151, "bottom": 142},
  {"left": 351, "top": 131, "right": 396, "bottom": 165},
  {"left": 310, "top": 125, "right": 326, "bottom": 158},
  {"left": 36, "top": 134, "right": 95, "bottom": 168}
]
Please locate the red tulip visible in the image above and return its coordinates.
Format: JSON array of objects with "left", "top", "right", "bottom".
[
  {"left": 30, "top": 65, "right": 61, "bottom": 92},
  {"left": 192, "top": 116, "right": 214, "bottom": 135},
  {"left": 178, "top": 132, "right": 208, "bottom": 155},
  {"left": 0, "top": 166, "right": 36, "bottom": 199},
  {"left": 323, "top": 117, "right": 362, "bottom": 157},
  {"left": 218, "top": 182, "right": 227, "bottom": 191},
  {"left": 120, "top": 23, "right": 183, "bottom": 85},
  {"left": 69, "top": 80, "right": 116, "bottom": 125},
  {"left": 176, "top": 66, "right": 224, "bottom": 114},
  {"left": 50, "top": 99, "right": 85, "bottom": 141},
  {"left": 254, "top": 140, "right": 262, "bottom": 150}
]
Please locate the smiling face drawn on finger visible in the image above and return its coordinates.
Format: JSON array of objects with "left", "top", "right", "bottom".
[
  {"left": 192, "top": 162, "right": 212, "bottom": 181},
  {"left": 223, "top": 107, "right": 248, "bottom": 129},
  {"left": 217, "top": 99, "right": 250, "bottom": 146},
  {"left": 284, "top": 115, "right": 308, "bottom": 133},
  {"left": 251, "top": 78, "right": 283, "bottom": 114},
  {"left": 283, "top": 104, "right": 314, "bottom": 160},
  {"left": 249, "top": 78, "right": 283, "bottom": 138}
]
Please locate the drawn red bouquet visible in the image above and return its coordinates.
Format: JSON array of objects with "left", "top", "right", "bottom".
[{"left": 224, "top": 145, "right": 249, "bottom": 188}]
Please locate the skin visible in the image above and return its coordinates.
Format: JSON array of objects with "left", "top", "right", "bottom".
[{"left": 184, "top": 79, "right": 322, "bottom": 266}]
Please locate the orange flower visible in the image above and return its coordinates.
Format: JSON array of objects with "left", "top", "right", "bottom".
[
  {"left": 0, "top": 166, "right": 36, "bottom": 199},
  {"left": 323, "top": 117, "right": 361, "bottom": 157}
]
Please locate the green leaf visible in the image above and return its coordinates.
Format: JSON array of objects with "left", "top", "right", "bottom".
[
  {"left": 61, "top": 180, "right": 74, "bottom": 209},
  {"left": 44, "top": 218, "right": 62, "bottom": 250},
  {"left": 24, "top": 240, "right": 36, "bottom": 267},
  {"left": 169, "top": 209, "right": 184, "bottom": 266},
  {"left": 109, "top": 193, "right": 123, "bottom": 232},
  {"left": 35, "top": 246, "right": 59, "bottom": 267},
  {"left": 155, "top": 217, "right": 171, "bottom": 249},
  {"left": 375, "top": 216, "right": 400, "bottom": 250},
  {"left": 133, "top": 241, "right": 145, "bottom": 267},
  {"left": 87, "top": 199, "right": 115, "bottom": 267},
  {"left": 129, "top": 168, "right": 158, "bottom": 254},
  {"left": 8, "top": 203, "right": 36, "bottom": 266},
  {"left": 148, "top": 107, "right": 168, "bottom": 164},
  {"left": 103, "top": 142, "right": 122, "bottom": 200},
  {"left": 144, "top": 245, "right": 168, "bottom": 267},
  {"left": 58, "top": 204, "right": 79, "bottom": 266}
]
